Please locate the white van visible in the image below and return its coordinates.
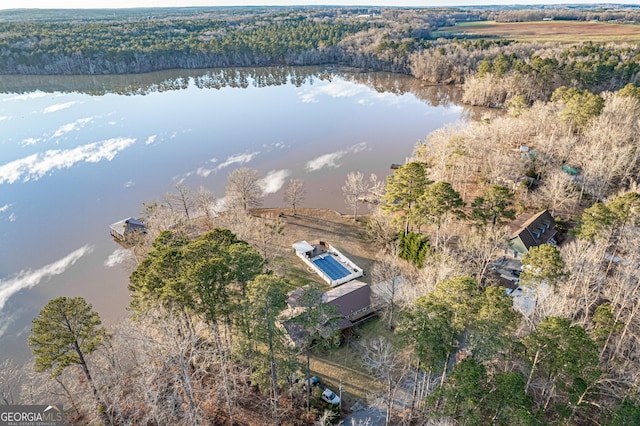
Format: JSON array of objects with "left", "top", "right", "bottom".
[{"left": 321, "top": 388, "right": 340, "bottom": 405}]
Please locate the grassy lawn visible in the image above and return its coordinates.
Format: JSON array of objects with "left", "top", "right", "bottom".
[
  {"left": 438, "top": 20, "right": 640, "bottom": 43},
  {"left": 275, "top": 260, "right": 329, "bottom": 293}
]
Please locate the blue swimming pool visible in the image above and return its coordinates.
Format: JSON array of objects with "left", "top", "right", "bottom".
[{"left": 312, "top": 255, "right": 351, "bottom": 281}]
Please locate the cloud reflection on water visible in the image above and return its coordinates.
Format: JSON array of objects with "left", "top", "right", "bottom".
[
  {"left": 259, "top": 169, "right": 290, "bottom": 195},
  {"left": 188, "top": 151, "right": 260, "bottom": 178},
  {"left": 215, "top": 151, "right": 260, "bottom": 171},
  {"left": 298, "top": 78, "right": 415, "bottom": 108},
  {"left": 0, "top": 244, "right": 94, "bottom": 314},
  {"left": 2, "top": 91, "right": 48, "bottom": 102},
  {"left": 104, "top": 247, "right": 133, "bottom": 268},
  {"left": 0, "top": 203, "right": 16, "bottom": 222},
  {"left": 43, "top": 101, "right": 77, "bottom": 114},
  {"left": 305, "top": 142, "right": 367, "bottom": 172},
  {"left": 299, "top": 79, "right": 369, "bottom": 104},
  {"left": 52, "top": 116, "right": 95, "bottom": 138},
  {"left": 0, "top": 137, "right": 136, "bottom": 184}
]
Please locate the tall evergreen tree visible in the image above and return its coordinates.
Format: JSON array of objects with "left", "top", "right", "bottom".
[
  {"left": 414, "top": 180, "right": 465, "bottom": 249},
  {"left": 246, "top": 274, "right": 296, "bottom": 421},
  {"left": 522, "top": 317, "right": 600, "bottom": 421},
  {"left": 29, "top": 297, "right": 110, "bottom": 424},
  {"left": 470, "top": 185, "right": 516, "bottom": 231},
  {"left": 383, "top": 161, "right": 432, "bottom": 234}
]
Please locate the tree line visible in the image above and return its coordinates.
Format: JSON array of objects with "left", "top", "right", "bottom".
[
  {"left": 6, "top": 6, "right": 640, "bottom": 424},
  {"left": 0, "top": 12, "right": 372, "bottom": 74},
  {"left": 3, "top": 6, "right": 640, "bottom": 108}
]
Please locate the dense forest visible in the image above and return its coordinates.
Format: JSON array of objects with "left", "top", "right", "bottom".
[
  {"left": 2, "top": 5, "right": 640, "bottom": 108},
  {"left": 4, "top": 4, "right": 640, "bottom": 426}
]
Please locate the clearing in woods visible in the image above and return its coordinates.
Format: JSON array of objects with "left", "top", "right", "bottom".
[
  {"left": 251, "top": 208, "right": 387, "bottom": 412},
  {"left": 439, "top": 20, "right": 640, "bottom": 43}
]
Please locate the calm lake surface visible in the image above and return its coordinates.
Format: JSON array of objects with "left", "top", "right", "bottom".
[{"left": 0, "top": 66, "right": 470, "bottom": 361}]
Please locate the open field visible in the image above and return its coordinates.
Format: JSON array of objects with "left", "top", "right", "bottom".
[{"left": 438, "top": 20, "right": 640, "bottom": 43}]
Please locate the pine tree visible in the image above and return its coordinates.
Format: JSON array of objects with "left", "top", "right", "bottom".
[{"left": 29, "top": 296, "right": 110, "bottom": 423}]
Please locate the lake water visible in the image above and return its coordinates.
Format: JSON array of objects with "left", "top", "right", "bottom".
[{"left": 0, "top": 66, "right": 469, "bottom": 361}]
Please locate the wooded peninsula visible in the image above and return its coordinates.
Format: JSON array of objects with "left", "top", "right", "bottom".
[{"left": 3, "top": 4, "right": 640, "bottom": 426}]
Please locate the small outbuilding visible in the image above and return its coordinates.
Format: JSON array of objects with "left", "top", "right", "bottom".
[{"left": 110, "top": 217, "right": 146, "bottom": 241}]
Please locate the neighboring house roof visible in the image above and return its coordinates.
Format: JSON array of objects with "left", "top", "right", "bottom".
[
  {"left": 509, "top": 210, "right": 557, "bottom": 253},
  {"left": 280, "top": 320, "right": 310, "bottom": 348}
]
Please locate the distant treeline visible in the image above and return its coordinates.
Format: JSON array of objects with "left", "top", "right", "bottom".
[
  {"left": 483, "top": 7, "right": 640, "bottom": 23},
  {"left": 2, "top": 6, "right": 640, "bottom": 107},
  {"left": 0, "top": 17, "right": 373, "bottom": 74}
]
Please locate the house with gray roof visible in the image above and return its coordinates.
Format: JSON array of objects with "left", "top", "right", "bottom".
[
  {"left": 281, "top": 280, "right": 377, "bottom": 347},
  {"left": 508, "top": 210, "right": 557, "bottom": 256}
]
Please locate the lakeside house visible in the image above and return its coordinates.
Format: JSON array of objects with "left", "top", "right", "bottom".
[
  {"left": 508, "top": 210, "right": 557, "bottom": 257},
  {"left": 292, "top": 240, "right": 363, "bottom": 287},
  {"left": 110, "top": 217, "right": 146, "bottom": 241},
  {"left": 281, "top": 280, "right": 376, "bottom": 347}
]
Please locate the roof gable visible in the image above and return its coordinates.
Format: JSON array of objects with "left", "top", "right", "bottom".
[{"left": 510, "top": 210, "right": 556, "bottom": 250}]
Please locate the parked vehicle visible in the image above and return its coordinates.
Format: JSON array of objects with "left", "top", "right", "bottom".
[
  {"left": 303, "top": 376, "right": 320, "bottom": 388},
  {"left": 321, "top": 388, "right": 340, "bottom": 405}
]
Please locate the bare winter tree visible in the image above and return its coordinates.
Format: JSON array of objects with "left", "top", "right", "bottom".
[
  {"left": 20, "top": 367, "right": 85, "bottom": 419},
  {"left": 368, "top": 173, "right": 385, "bottom": 205},
  {"left": 342, "top": 171, "right": 368, "bottom": 221},
  {"left": 544, "top": 238, "right": 607, "bottom": 324},
  {"left": 0, "top": 359, "right": 23, "bottom": 405},
  {"left": 372, "top": 251, "right": 407, "bottom": 330},
  {"left": 215, "top": 208, "right": 253, "bottom": 243},
  {"left": 225, "top": 167, "right": 263, "bottom": 211},
  {"left": 365, "top": 207, "right": 399, "bottom": 254},
  {"left": 284, "top": 178, "right": 305, "bottom": 215},
  {"left": 315, "top": 410, "right": 339, "bottom": 426},
  {"left": 456, "top": 226, "right": 511, "bottom": 285},
  {"left": 196, "top": 185, "right": 216, "bottom": 229},
  {"left": 164, "top": 182, "right": 196, "bottom": 224},
  {"left": 360, "top": 337, "right": 410, "bottom": 426},
  {"left": 128, "top": 201, "right": 183, "bottom": 264},
  {"left": 101, "top": 312, "right": 218, "bottom": 425},
  {"left": 252, "top": 217, "right": 285, "bottom": 264},
  {"left": 142, "top": 201, "right": 178, "bottom": 235},
  {"left": 534, "top": 169, "right": 579, "bottom": 216}
]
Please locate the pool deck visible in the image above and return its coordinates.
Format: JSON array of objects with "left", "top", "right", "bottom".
[{"left": 293, "top": 240, "right": 363, "bottom": 287}]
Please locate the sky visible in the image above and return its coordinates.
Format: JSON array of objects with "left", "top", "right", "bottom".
[{"left": 1, "top": 0, "right": 638, "bottom": 10}]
